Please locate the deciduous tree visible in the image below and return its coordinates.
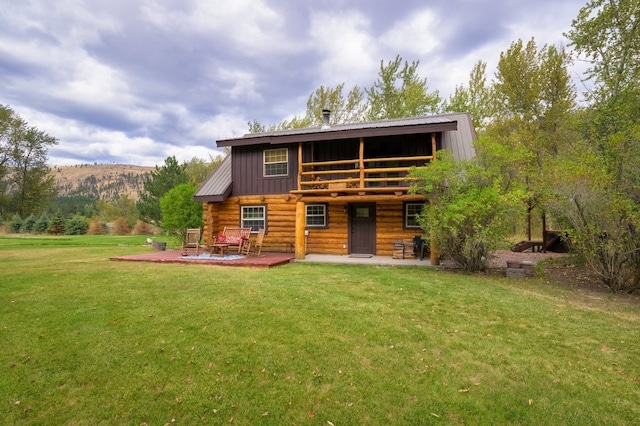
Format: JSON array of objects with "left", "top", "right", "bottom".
[
  {"left": 160, "top": 183, "right": 203, "bottom": 242},
  {"left": 366, "top": 55, "right": 441, "bottom": 120},
  {"left": 0, "top": 105, "right": 58, "bottom": 218}
]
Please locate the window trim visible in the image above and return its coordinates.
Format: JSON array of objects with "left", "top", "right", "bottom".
[
  {"left": 404, "top": 202, "right": 424, "bottom": 229},
  {"left": 240, "top": 205, "right": 267, "bottom": 233},
  {"left": 305, "top": 203, "right": 328, "bottom": 228},
  {"left": 263, "top": 148, "right": 289, "bottom": 177}
]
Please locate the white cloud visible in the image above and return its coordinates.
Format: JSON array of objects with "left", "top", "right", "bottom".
[
  {"left": 215, "top": 68, "right": 262, "bottom": 102},
  {"left": 308, "top": 11, "right": 379, "bottom": 87},
  {"left": 381, "top": 9, "right": 441, "bottom": 56}
]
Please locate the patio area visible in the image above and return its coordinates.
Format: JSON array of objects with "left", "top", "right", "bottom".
[{"left": 109, "top": 250, "right": 432, "bottom": 268}]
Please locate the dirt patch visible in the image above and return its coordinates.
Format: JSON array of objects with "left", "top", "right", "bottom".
[{"left": 489, "top": 249, "right": 640, "bottom": 306}]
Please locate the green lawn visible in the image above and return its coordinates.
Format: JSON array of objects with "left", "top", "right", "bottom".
[{"left": 1, "top": 235, "right": 639, "bottom": 425}]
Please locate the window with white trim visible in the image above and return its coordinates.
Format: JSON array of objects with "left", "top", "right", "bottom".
[
  {"left": 241, "top": 205, "right": 266, "bottom": 232},
  {"left": 305, "top": 204, "right": 327, "bottom": 227},
  {"left": 264, "top": 148, "right": 288, "bottom": 177},
  {"left": 405, "top": 202, "right": 424, "bottom": 228}
]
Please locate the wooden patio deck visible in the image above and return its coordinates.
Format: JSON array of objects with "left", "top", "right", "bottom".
[{"left": 110, "top": 250, "right": 295, "bottom": 268}]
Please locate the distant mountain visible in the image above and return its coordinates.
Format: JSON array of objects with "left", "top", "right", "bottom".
[{"left": 51, "top": 164, "right": 155, "bottom": 201}]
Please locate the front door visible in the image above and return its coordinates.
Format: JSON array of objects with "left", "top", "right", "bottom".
[{"left": 349, "top": 203, "right": 376, "bottom": 254}]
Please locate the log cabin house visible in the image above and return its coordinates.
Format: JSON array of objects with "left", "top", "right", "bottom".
[{"left": 194, "top": 111, "right": 476, "bottom": 262}]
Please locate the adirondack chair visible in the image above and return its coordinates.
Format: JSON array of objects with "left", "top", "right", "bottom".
[
  {"left": 181, "top": 228, "right": 201, "bottom": 256},
  {"left": 252, "top": 228, "right": 265, "bottom": 256}
]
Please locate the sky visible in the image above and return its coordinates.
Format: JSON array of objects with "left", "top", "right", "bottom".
[{"left": 0, "top": 0, "right": 588, "bottom": 167}]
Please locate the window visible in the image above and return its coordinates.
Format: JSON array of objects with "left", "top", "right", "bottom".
[
  {"left": 306, "top": 204, "right": 327, "bottom": 227},
  {"left": 241, "top": 206, "right": 266, "bottom": 232},
  {"left": 405, "top": 202, "right": 424, "bottom": 228},
  {"left": 264, "top": 148, "right": 288, "bottom": 177}
]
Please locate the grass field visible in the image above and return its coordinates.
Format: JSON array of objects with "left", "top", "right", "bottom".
[{"left": 1, "top": 235, "right": 639, "bottom": 425}]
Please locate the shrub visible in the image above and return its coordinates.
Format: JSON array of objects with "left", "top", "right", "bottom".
[
  {"left": 22, "top": 214, "right": 37, "bottom": 233},
  {"left": 133, "top": 220, "right": 154, "bottom": 235},
  {"left": 112, "top": 217, "right": 131, "bottom": 235},
  {"left": 9, "top": 214, "right": 23, "bottom": 233},
  {"left": 87, "top": 218, "right": 108, "bottom": 235},
  {"left": 34, "top": 213, "right": 50, "bottom": 234},
  {"left": 410, "top": 151, "right": 524, "bottom": 272},
  {"left": 66, "top": 216, "right": 89, "bottom": 235}
]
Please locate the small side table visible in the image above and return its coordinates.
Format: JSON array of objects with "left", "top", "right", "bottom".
[{"left": 210, "top": 243, "right": 230, "bottom": 257}]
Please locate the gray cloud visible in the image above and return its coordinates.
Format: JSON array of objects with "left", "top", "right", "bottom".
[{"left": 0, "top": 0, "right": 586, "bottom": 166}]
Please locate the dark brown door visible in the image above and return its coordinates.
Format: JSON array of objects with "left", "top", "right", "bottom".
[{"left": 349, "top": 203, "right": 376, "bottom": 254}]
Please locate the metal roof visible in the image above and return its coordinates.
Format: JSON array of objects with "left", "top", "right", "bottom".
[
  {"left": 439, "top": 112, "right": 477, "bottom": 162},
  {"left": 217, "top": 114, "right": 459, "bottom": 147},
  {"left": 193, "top": 153, "right": 232, "bottom": 202}
]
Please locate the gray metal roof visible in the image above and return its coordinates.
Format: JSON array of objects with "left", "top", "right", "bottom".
[
  {"left": 193, "top": 153, "right": 232, "bottom": 202},
  {"left": 440, "top": 112, "right": 477, "bottom": 161},
  {"left": 217, "top": 114, "right": 459, "bottom": 147}
]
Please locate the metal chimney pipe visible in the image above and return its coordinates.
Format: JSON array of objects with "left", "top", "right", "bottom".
[{"left": 321, "top": 109, "right": 331, "bottom": 129}]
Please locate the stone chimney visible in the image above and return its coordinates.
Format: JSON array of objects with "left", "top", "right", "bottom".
[{"left": 321, "top": 109, "right": 331, "bottom": 129}]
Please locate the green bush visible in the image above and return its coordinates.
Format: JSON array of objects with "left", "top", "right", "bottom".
[
  {"left": 410, "top": 151, "right": 524, "bottom": 272},
  {"left": 66, "top": 216, "right": 89, "bottom": 235},
  {"left": 22, "top": 214, "right": 37, "bottom": 233},
  {"left": 9, "top": 214, "right": 23, "bottom": 233},
  {"left": 34, "top": 213, "right": 50, "bottom": 234}
]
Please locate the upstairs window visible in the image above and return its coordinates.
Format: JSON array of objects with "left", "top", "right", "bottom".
[
  {"left": 264, "top": 148, "right": 288, "bottom": 177},
  {"left": 306, "top": 204, "right": 327, "bottom": 227},
  {"left": 405, "top": 202, "right": 424, "bottom": 228}
]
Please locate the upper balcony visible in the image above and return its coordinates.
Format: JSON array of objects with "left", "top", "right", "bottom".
[{"left": 291, "top": 153, "right": 434, "bottom": 196}]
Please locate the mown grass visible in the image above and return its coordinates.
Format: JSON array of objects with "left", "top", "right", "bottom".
[{"left": 1, "top": 235, "right": 639, "bottom": 425}]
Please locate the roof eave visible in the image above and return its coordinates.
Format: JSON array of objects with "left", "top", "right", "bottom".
[{"left": 217, "top": 121, "right": 458, "bottom": 148}]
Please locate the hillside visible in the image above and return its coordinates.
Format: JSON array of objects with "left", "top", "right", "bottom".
[{"left": 51, "top": 164, "right": 155, "bottom": 201}]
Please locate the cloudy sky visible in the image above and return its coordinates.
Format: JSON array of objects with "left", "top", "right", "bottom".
[{"left": 1, "top": 0, "right": 588, "bottom": 167}]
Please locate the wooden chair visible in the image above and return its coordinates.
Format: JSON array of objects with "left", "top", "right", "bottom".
[
  {"left": 181, "top": 228, "right": 201, "bottom": 256},
  {"left": 251, "top": 228, "right": 265, "bottom": 256}
]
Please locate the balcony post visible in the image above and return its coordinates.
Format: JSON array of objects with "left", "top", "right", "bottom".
[
  {"left": 297, "top": 143, "right": 303, "bottom": 191},
  {"left": 359, "top": 137, "right": 365, "bottom": 188}
]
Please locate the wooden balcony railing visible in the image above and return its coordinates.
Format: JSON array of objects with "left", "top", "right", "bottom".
[{"left": 295, "top": 155, "right": 434, "bottom": 193}]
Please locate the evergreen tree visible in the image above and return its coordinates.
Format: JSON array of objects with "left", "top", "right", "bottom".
[
  {"left": 34, "top": 213, "right": 50, "bottom": 234},
  {"left": 22, "top": 214, "right": 37, "bottom": 233},
  {"left": 66, "top": 216, "right": 88, "bottom": 235},
  {"left": 9, "top": 214, "right": 23, "bottom": 233},
  {"left": 137, "top": 156, "right": 188, "bottom": 226},
  {"left": 48, "top": 212, "right": 66, "bottom": 235}
]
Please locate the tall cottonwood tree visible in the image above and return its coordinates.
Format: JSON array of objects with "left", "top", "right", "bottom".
[
  {"left": 475, "top": 39, "right": 576, "bottom": 239},
  {"left": 444, "top": 61, "right": 492, "bottom": 130},
  {"left": 0, "top": 105, "right": 58, "bottom": 217},
  {"left": 248, "top": 83, "right": 367, "bottom": 132},
  {"left": 556, "top": 0, "right": 640, "bottom": 292},
  {"left": 366, "top": 55, "right": 441, "bottom": 120}
]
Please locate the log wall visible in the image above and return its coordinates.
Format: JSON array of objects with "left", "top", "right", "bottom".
[{"left": 202, "top": 196, "right": 425, "bottom": 256}]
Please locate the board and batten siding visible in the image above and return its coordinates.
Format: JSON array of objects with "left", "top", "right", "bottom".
[
  {"left": 231, "top": 145, "right": 298, "bottom": 196},
  {"left": 203, "top": 196, "right": 424, "bottom": 256}
]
